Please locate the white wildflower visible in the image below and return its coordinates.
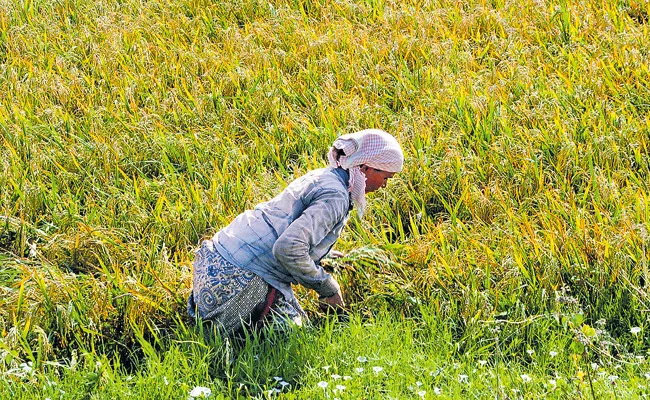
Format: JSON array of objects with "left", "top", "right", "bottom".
[
  {"left": 317, "top": 381, "right": 328, "bottom": 389},
  {"left": 20, "top": 363, "right": 33, "bottom": 374},
  {"left": 434, "top": 387, "right": 442, "bottom": 395},
  {"left": 549, "top": 351, "right": 558, "bottom": 358},
  {"left": 335, "top": 385, "right": 346, "bottom": 391},
  {"left": 458, "top": 374, "right": 468, "bottom": 383},
  {"left": 478, "top": 360, "right": 488, "bottom": 367},
  {"left": 355, "top": 367, "right": 364, "bottom": 373},
  {"left": 372, "top": 366, "right": 383, "bottom": 374},
  {"left": 418, "top": 390, "right": 426, "bottom": 397},
  {"left": 631, "top": 327, "right": 642, "bottom": 335},
  {"left": 521, "top": 374, "right": 532, "bottom": 383},
  {"left": 343, "top": 376, "right": 352, "bottom": 380},
  {"left": 331, "top": 374, "right": 341, "bottom": 380},
  {"left": 189, "top": 386, "right": 212, "bottom": 399},
  {"left": 357, "top": 356, "right": 368, "bottom": 363},
  {"left": 526, "top": 349, "right": 535, "bottom": 356}
]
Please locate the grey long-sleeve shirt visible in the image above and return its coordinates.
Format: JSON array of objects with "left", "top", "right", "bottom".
[{"left": 212, "top": 167, "right": 352, "bottom": 302}]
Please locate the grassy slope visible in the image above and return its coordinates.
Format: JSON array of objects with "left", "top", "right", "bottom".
[{"left": 1, "top": 0, "right": 650, "bottom": 398}]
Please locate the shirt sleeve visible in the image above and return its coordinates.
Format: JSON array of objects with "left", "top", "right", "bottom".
[{"left": 272, "top": 189, "right": 349, "bottom": 298}]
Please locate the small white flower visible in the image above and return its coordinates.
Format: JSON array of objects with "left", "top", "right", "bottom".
[
  {"left": 478, "top": 360, "right": 488, "bottom": 367},
  {"left": 267, "top": 388, "right": 281, "bottom": 395},
  {"left": 372, "top": 366, "right": 383, "bottom": 374},
  {"left": 418, "top": 390, "right": 426, "bottom": 398},
  {"left": 27, "top": 241, "right": 37, "bottom": 258},
  {"left": 125, "top": 375, "right": 133, "bottom": 381},
  {"left": 20, "top": 363, "right": 33, "bottom": 374},
  {"left": 322, "top": 366, "right": 330, "bottom": 372},
  {"left": 645, "top": 373, "right": 650, "bottom": 379},
  {"left": 521, "top": 374, "right": 532, "bottom": 383},
  {"left": 416, "top": 381, "right": 423, "bottom": 387},
  {"left": 343, "top": 376, "right": 352, "bottom": 380},
  {"left": 355, "top": 367, "right": 364, "bottom": 373},
  {"left": 591, "top": 363, "right": 599, "bottom": 370},
  {"left": 608, "top": 375, "right": 619, "bottom": 384},
  {"left": 549, "top": 379, "right": 557, "bottom": 388},
  {"left": 336, "top": 385, "right": 346, "bottom": 391},
  {"left": 631, "top": 327, "right": 642, "bottom": 335},
  {"left": 317, "top": 381, "right": 328, "bottom": 389},
  {"left": 549, "top": 351, "right": 558, "bottom": 358},
  {"left": 526, "top": 349, "right": 535, "bottom": 356},
  {"left": 189, "top": 386, "right": 212, "bottom": 398},
  {"left": 331, "top": 374, "right": 341, "bottom": 380},
  {"left": 279, "top": 381, "right": 290, "bottom": 388},
  {"left": 357, "top": 356, "right": 368, "bottom": 363},
  {"left": 273, "top": 376, "right": 283, "bottom": 381},
  {"left": 434, "top": 387, "right": 442, "bottom": 395},
  {"left": 458, "top": 374, "right": 468, "bottom": 383},
  {"left": 163, "top": 376, "right": 169, "bottom": 385}
]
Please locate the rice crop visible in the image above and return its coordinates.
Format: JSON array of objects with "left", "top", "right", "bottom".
[{"left": 1, "top": 0, "right": 649, "bottom": 398}]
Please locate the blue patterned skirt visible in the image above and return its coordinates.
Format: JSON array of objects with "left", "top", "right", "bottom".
[{"left": 188, "top": 240, "right": 305, "bottom": 334}]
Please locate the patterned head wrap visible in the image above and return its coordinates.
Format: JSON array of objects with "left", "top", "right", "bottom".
[{"left": 327, "top": 129, "right": 404, "bottom": 217}]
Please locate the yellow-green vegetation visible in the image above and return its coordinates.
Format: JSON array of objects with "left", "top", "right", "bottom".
[{"left": 1, "top": 0, "right": 650, "bottom": 398}]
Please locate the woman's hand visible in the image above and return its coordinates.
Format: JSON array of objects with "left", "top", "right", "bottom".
[
  {"left": 320, "top": 290, "right": 345, "bottom": 311},
  {"left": 327, "top": 250, "right": 347, "bottom": 259}
]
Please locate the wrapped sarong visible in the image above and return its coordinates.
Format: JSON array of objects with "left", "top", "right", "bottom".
[{"left": 188, "top": 240, "right": 306, "bottom": 334}]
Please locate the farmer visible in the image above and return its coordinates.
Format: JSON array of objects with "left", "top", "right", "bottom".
[{"left": 188, "top": 129, "right": 404, "bottom": 334}]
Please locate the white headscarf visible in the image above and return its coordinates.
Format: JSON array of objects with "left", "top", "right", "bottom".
[{"left": 327, "top": 129, "right": 404, "bottom": 217}]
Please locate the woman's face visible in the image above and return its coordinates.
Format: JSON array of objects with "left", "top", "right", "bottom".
[{"left": 361, "top": 165, "right": 396, "bottom": 193}]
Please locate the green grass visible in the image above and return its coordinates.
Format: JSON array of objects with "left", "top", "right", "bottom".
[
  {"left": 1, "top": 0, "right": 650, "bottom": 397},
  {"left": 2, "top": 309, "right": 649, "bottom": 399}
]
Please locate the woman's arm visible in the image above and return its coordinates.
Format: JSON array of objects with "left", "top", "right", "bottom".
[{"left": 272, "top": 190, "right": 349, "bottom": 300}]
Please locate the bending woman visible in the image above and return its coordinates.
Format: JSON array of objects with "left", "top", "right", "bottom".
[{"left": 188, "top": 129, "right": 404, "bottom": 334}]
